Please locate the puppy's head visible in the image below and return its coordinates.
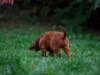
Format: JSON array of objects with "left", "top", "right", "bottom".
[{"left": 29, "top": 37, "right": 40, "bottom": 51}]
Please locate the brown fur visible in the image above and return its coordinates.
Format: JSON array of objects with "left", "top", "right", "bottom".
[{"left": 29, "top": 25, "right": 70, "bottom": 58}]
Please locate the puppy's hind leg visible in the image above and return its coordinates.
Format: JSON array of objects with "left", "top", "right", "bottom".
[
  {"left": 53, "top": 49, "right": 61, "bottom": 57},
  {"left": 62, "top": 46, "right": 70, "bottom": 59},
  {"left": 49, "top": 51, "right": 54, "bottom": 57}
]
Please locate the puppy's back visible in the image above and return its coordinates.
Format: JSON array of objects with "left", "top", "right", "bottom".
[{"left": 40, "top": 31, "right": 63, "bottom": 48}]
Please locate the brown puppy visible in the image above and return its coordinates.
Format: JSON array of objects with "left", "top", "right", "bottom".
[{"left": 29, "top": 26, "right": 70, "bottom": 58}]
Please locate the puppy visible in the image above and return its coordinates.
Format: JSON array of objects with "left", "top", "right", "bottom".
[{"left": 29, "top": 26, "right": 70, "bottom": 58}]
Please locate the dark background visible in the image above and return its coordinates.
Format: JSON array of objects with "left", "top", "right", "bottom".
[{"left": 0, "top": 0, "right": 100, "bottom": 32}]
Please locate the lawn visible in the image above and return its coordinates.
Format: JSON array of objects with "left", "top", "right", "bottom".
[{"left": 0, "top": 26, "right": 100, "bottom": 75}]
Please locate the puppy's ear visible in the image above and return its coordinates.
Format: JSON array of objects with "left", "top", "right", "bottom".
[
  {"left": 29, "top": 36, "right": 40, "bottom": 50},
  {"left": 29, "top": 45, "right": 35, "bottom": 50}
]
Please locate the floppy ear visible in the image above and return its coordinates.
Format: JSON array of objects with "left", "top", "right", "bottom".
[
  {"left": 29, "top": 44, "right": 35, "bottom": 50},
  {"left": 29, "top": 36, "right": 40, "bottom": 50}
]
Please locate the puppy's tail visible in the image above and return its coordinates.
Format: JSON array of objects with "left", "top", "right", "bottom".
[{"left": 59, "top": 25, "right": 66, "bottom": 39}]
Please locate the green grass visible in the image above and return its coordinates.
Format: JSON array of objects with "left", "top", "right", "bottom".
[{"left": 0, "top": 26, "right": 100, "bottom": 75}]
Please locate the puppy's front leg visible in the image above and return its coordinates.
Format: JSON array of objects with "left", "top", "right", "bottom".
[{"left": 40, "top": 44, "right": 46, "bottom": 57}]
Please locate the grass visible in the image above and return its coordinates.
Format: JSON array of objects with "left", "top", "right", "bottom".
[{"left": 0, "top": 26, "right": 100, "bottom": 75}]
